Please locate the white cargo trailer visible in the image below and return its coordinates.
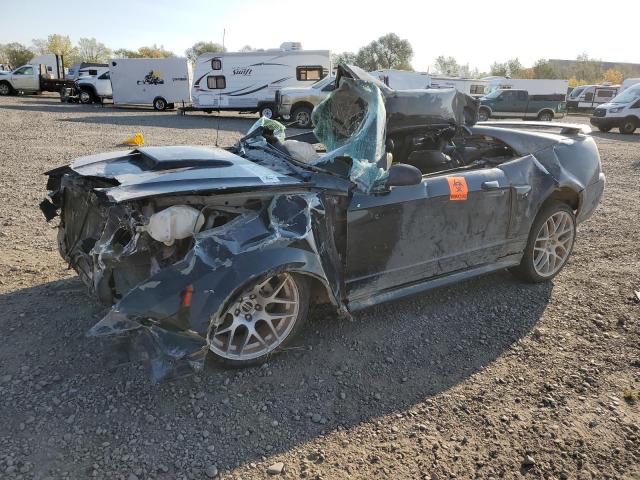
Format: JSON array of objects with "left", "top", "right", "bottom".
[
  {"left": 109, "top": 57, "right": 192, "bottom": 110},
  {"left": 191, "top": 48, "right": 331, "bottom": 118}
]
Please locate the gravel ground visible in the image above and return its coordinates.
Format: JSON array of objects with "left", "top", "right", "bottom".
[{"left": 0, "top": 94, "right": 638, "bottom": 480}]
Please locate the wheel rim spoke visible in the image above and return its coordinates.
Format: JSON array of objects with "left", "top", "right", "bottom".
[
  {"left": 533, "top": 210, "right": 574, "bottom": 278},
  {"left": 208, "top": 273, "right": 299, "bottom": 360}
]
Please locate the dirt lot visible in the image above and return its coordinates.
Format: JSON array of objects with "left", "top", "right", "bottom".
[{"left": 0, "top": 94, "right": 638, "bottom": 480}]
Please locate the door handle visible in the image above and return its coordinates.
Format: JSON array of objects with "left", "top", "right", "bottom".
[{"left": 481, "top": 181, "right": 501, "bottom": 190}]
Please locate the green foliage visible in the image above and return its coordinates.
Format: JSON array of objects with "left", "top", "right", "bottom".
[
  {"left": 532, "top": 59, "right": 560, "bottom": 79},
  {"left": 434, "top": 56, "right": 473, "bottom": 77},
  {"left": 137, "top": 44, "right": 175, "bottom": 58},
  {"left": 0, "top": 42, "right": 34, "bottom": 69},
  {"left": 32, "top": 34, "right": 79, "bottom": 64},
  {"left": 490, "top": 58, "right": 524, "bottom": 78},
  {"left": 185, "top": 41, "right": 226, "bottom": 63},
  {"left": 354, "top": 33, "right": 413, "bottom": 71},
  {"left": 112, "top": 49, "right": 142, "bottom": 59}
]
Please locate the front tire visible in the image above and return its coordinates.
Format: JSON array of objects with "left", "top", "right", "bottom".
[
  {"left": 478, "top": 108, "right": 490, "bottom": 122},
  {"left": 510, "top": 200, "right": 576, "bottom": 283},
  {"left": 79, "top": 89, "right": 93, "bottom": 104},
  {"left": 291, "top": 105, "right": 314, "bottom": 128},
  {"left": 207, "top": 272, "right": 310, "bottom": 367},
  {"left": 619, "top": 117, "right": 637, "bottom": 134}
]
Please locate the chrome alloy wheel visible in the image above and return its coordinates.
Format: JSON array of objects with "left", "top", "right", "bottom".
[
  {"left": 208, "top": 273, "right": 300, "bottom": 360},
  {"left": 533, "top": 211, "right": 574, "bottom": 277}
]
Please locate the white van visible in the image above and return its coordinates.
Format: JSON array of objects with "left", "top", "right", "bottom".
[
  {"left": 109, "top": 57, "right": 192, "bottom": 110},
  {"left": 191, "top": 48, "right": 331, "bottom": 118},
  {"left": 590, "top": 83, "right": 640, "bottom": 134},
  {"left": 620, "top": 78, "right": 640, "bottom": 92},
  {"left": 567, "top": 84, "right": 619, "bottom": 111}
]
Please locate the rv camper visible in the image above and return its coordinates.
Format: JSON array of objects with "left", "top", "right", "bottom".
[
  {"left": 430, "top": 76, "right": 489, "bottom": 97},
  {"left": 191, "top": 47, "right": 331, "bottom": 118},
  {"left": 566, "top": 83, "right": 619, "bottom": 112},
  {"left": 109, "top": 57, "right": 192, "bottom": 110},
  {"left": 370, "top": 69, "right": 431, "bottom": 90}
]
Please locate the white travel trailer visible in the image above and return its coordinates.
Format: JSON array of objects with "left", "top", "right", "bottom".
[
  {"left": 566, "top": 83, "right": 619, "bottom": 111},
  {"left": 430, "top": 76, "right": 489, "bottom": 97},
  {"left": 30, "top": 54, "right": 65, "bottom": 79},
  {"left": 191, "top": 48, "right": 331, "bottom": 118},
  {"left": 370, "top": 69, "right": 431, "bottom": 90},
  {"left": 109, "top": 57, "right": 192, "bottom": 110}
]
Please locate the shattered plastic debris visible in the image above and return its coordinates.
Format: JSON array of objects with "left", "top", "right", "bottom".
[
  {"left": 246, "top": 117, "right": 286, "bottom": 146},
  {"left": 311, "top": 78, "right": 388, "bottom": 192}
]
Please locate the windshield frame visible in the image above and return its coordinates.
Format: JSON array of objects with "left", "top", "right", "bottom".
[{"left": 611, "top": 84, "right": 640, "bottom": 104}]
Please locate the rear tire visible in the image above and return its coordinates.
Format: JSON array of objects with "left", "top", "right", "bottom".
[
  {"left": 0, "top": 81, "right": 13, "bottom": 96},
  {"left": 291, "top": 105, "right": 313, "bottom": 128},
  {"left": 510, "top": 200, "right": 576, "bottom": 283},
  {"left": 206, "top": 272, "right": 310, "bottom": 368},
  {"left": 619, "top": 117, "right": 637, "bottom": 134},
  {"left": 153, "top": 97, "right": 167, "bottom": 111},
  {"left": 537, "top": 111, "right": 554, "bottom": 122}
]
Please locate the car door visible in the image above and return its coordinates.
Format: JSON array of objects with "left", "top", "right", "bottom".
[
  {"left": 96, "top": 71, "right": 112, "bottom": 97},
  {"left": 345, "top": 166, "right": 512, "bottom": 300},
  {"left": 12, "top": 66, "right": 37, "bottom": 90}
]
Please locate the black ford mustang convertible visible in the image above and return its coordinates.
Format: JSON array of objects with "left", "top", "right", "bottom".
[{"left": 41, "top": 65, "right": 605, "bottom": 380}]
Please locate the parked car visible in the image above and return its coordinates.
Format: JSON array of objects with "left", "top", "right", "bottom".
[
  {"left": 276, "top": 75, "right": 335, "bottom": 127},
  {"left": 566, "top": 84, "right": 619, "bottom": 112},
  {"left": 479, "top": 88, "right": 567, "bottom": 121},
  {"left": 590, "top": 82, "right": 640, "bottom": 134},
  {"left": 40, "top": 65, "right": 604, "bottom": 381},
  {"left": 192, "top": 46, "right": 331, "bottom": 119}
]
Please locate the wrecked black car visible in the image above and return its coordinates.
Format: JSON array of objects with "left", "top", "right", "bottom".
[{"left": 41, "top": 65, "right": 605, "bottom": 380}]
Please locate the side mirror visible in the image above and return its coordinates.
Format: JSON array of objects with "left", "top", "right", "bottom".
[{"left": 386, "top": 163, "right": 422, "bottom": 187}]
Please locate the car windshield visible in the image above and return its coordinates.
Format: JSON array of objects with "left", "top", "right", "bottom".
[
  {"left": 611, "top": 84, "right": 640, "bottom": 104},
  {"left": 569, "top": 87, "right": 584, "bottom": 98},
  {"left": 311, "top": 76, "right": 334, "bottom": 89},
  {"left": 484, "top": 89, "right": 503, "bottom": 99}
]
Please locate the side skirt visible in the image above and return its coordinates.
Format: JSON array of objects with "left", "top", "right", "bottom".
[{"left": 347, "top": 254, "right": 522, "bottom": 311}]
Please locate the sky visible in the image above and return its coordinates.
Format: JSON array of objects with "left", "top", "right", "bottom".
[{"left": 2, "top": 0, "right": 639, "bottom": 72}]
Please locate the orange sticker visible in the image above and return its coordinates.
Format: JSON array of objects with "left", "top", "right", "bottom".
[{"left": 447, "top": 177, "right": 468, "bottom": 201}]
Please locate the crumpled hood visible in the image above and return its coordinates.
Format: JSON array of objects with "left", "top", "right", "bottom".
[{"left": 67, "top": 146, "right": 303, "bottom": 202}]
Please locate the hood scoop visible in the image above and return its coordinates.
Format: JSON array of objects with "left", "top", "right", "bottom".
[{"left": 131, "top": 146, "right": 235, "bottom": 171}]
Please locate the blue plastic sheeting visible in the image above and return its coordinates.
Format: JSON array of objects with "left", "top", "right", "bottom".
[{"left": 311, "top": 79, "right": 388, "bottom": 191}]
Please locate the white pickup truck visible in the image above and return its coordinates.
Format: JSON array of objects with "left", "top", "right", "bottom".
[
  {"left": 75, "top": 66, "right": 113, "bottom": 103},
  {"left": 0, "top": 55, "right": 73, "bottom": 96}
]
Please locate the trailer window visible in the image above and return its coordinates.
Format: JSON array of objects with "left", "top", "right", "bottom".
[
  {"left": 207, "top": 75, "right": 226, "bottom": 89},
  {"left": 596, "top": 89, "right": 614, "bottom": 98},
  {"left": 211, "top": 58, "right": 222, "bottom": 70},
  {"left": 296, "top": 66, "right": 325, "bottom": 81},
  {"left": 470, "top": 84, "right": 485, "bottom": 95}
]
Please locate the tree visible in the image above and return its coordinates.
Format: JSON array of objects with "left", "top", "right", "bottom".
[
  {"left": 0, "top": 42, "right": 34, "bottom": 69},
  {"left": 568, "top": 76, "right": 588, "bottom": 88},
  {"left": 433, "top": 55, "right": 472, "bottom": 77},
  {"left": 489, "top": 58, "right": 524, "bottom": 78},
  {"left": 354, "top": 33, "right": 413, "bottom": 71},
  {"left": 77, "top": 38, "right": 111, "bottom": 63},
  {"left": 137, "top": 44, "right": 175, "bottom": 58},
  {"left": 602, "top": 68, "right": 623, "bottom": 85},
  {"left": 32, "top": 34, "right": 79, "bottom": 64},
  {"left": 112, "top": 48, "right": 142, "bottom": 59},
  {"left": 332, "top": 51, "right": 356, "bottom": 66},
  {"left": 239, "top": 45, "right": 254, "bottom": 52},
  {"left": 532, "top": 59, "right": 559, "bottom": 79},
  {"left": 185, "top": 41, "right": 225, "bottom": 63}
]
